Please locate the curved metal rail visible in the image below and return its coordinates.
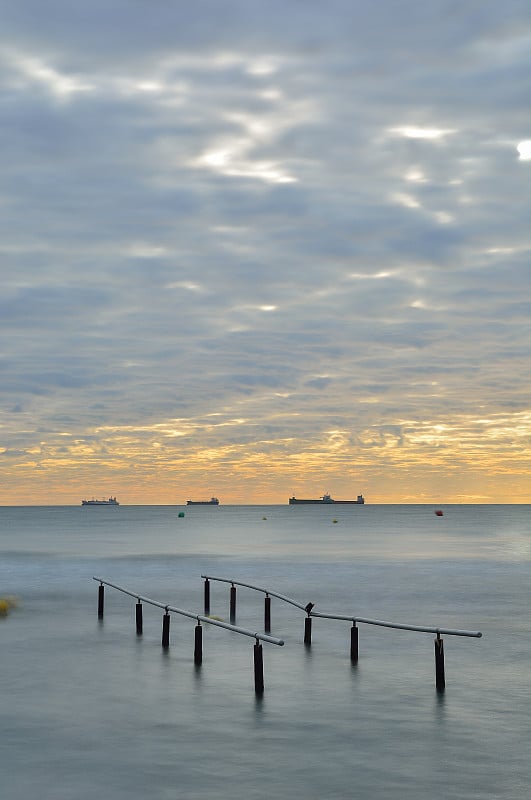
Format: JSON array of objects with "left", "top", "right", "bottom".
[
  {"left": 201, "top": 574, "right": 308, "bottom": 611},
  {"left": 93, "top": 577, "right": 284, "bottom": 645},
  {"left": 201, "top": 574, "right": 482, "bottom": 638}
]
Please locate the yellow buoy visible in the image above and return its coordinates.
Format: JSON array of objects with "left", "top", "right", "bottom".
[{"left": 0, "top": 596, "right": 17, "bottom": 617}]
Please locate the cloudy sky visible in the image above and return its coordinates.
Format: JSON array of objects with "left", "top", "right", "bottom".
[{"left": 1, "top": 1, "right": 530, "bottom": 505}]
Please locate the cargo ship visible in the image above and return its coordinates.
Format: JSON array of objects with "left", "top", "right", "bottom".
[
  {"left": 289, "top": 492, "right": 364, "bottom": 505},
  {"left": 186, "top": 497, "right": 220, "bottom": 506},
  {"left": 81, "top": 497, "right": 119, "bottom": 506}
]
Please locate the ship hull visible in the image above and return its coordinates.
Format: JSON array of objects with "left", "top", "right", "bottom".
[
  {"left": 289, "top": 493, "right": 364, "bottom": 505},
  {"left": 289, "top": 499, "right": 364, "bottom": 505},
  {"left": 81, "top": 499, "right": 119, "bottom": 506}
]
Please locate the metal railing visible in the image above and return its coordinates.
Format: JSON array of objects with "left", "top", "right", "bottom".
[
  {"left": 93, "top": 577, "right": 284, "bottom": 645},
  {"left": 201, "top": 574, "right": 482, "bottom": 690},
  {"left": 201, "top": 574, "right": 481, "bottom": 637},
  {"left": 309, "top": 610, "right": 482, "bottom": 638},
  {"left": 91, "top": 574, "right": 482, "bottom": 693},
  {"left": 93, "top": 577, "right": 283, "bottom": 694},
  {"left": 201, "top": 574, "right": 308, "bottom": 611}
]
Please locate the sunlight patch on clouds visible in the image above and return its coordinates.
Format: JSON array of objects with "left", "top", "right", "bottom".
[
  {"left": 157, "top": 51, "right": 287, "bottom": 77},
  {"left": 347, "top": 270, "right": 398, "bottom": 280},
  {"left": 195, "top": 145, "right": 297, "bottom": 183},
  {"left": 485, "top": 246, "right": 517, "bottom": 255},
  {"left": 401, "top": 412, "right": 531, "bottom": 455},
  {"left": 92, "top": 418, "right": 209, "bottom": 444},
  {"left": 114, "top": 77, "right": 167, "bottom": 95},
  {"left": 245, "top": 59, "right": 279, "bottom": 76},
  {"left": 404, "top": 169, "right": 427, "bottom": 182},
  {"left": 191, "top": 99, "right": 307, "bottom": 184},
  {"left": 390, "top": 193, "right": 453, "bottom": 224},
  {"left": 165, "top": 280, "right": 204, "bottom": 292},
  {"left": 224, "top": 302, "right": 279, "bottom": 324},
  {"left": 516, "top": 140, "right": 531, "bottom": 160},
  {"left": 127, "top": 243, "right": 168, "bottom": 258},
  {"left": 136, "top": 81, "right": 164, "bottom": 92},
  {"left": 390, "top": 126, "right": 456, "bottom": 140},
  {"left": 200, "top": 149, "right": 232, "bottom": 168},
  {"left": 226, "top": 323, "right": 250, "bottom": 332},
  {"left": 225, "top": 111, "right": 281, "bottom": 140},
  {"left": 434, "top": 211, "right": 454, "bottom": 224},
  {"left": 8, "top": 51, "right": 94, "bottom": 98},
  {"left": 212, "top": 225, "right": 251, "bottom": 235},
  {"left": 260, "top": 89, "right": 283, "bottom": 101},
  {"left": 391, "top": 192, "right": 421, "bottom": 209},
  {"left": 325, "top": 430, "right": 350, "bottom": 451},
  {"left": 206, "top": 418, "right": 248, "bottom": 429}
]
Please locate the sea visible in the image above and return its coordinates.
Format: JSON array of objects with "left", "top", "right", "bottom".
[{"left": 1, "top": 503, "right": 529, "bottom": 800}]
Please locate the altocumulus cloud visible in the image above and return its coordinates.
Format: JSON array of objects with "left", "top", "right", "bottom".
[{"left": 0, "top": 0, "right": 530, "bottom": 503}]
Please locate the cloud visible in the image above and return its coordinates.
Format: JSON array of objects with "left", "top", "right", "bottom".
[
  {"left": 0, "top": 1, "right": 530, "bottom": 503},
  {"left": 517, "top": 140, "right": 531, "bottom": 160}
]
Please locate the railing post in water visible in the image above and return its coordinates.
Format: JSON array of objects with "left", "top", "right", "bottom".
[
  {"left": 194, "top": 621, "right": 202, "bottom": 665},
  {"left": 230, "top": 584, "right": 237, "bottom": 624},
  {"left": 136, "top": 600, "right": 143, "bottom": 635},
  {"left": 254, "top": 639, "right": 264, "bottom": 694},
  {"left": 162, "top": 608, "right": 170, "bottom": 649},
  {"left": 350, "top": 622, "right": 359, "bottom": 663},
  {"left": 304, "top": 602, "right": 314, "bottom": 645},
  {"left": 264, "top": 594, "right": 271, "bottom": 633},
  {"left": 435, "top": 633, "right": 445, "bottom": 691},
  {"left": 98, "top": 583, "right": 104, "bottom": 619},
  {"left": 204, "top": 578, "right": 210, "bottom": 616}
]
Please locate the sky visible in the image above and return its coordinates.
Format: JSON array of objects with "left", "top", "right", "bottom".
[{"left": 1, "top": 0, "right": 530, "bottom": 505}]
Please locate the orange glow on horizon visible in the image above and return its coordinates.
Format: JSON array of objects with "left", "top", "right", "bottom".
[{"left": 1, "top": 408, "right": 530, "bottom": 505}]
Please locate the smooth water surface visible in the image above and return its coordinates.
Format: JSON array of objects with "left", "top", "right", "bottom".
[{"left": 1, "top": 504, "right": 529, "bottom": 799}]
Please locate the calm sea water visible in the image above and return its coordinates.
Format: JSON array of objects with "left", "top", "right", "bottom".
[{"left": 1, "top": 504, "right": 529, "bottom": 800}]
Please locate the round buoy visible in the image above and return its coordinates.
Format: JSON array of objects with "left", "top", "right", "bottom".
[
  {"left": 434, "top": 509, "right": 443, "bottom": 516},
  {"left": 332, "top": 518, "right": 338, "bottom": 523},
  {"left": 178, "top": 511, "right": 185, "bottom": 517},
  {"left": 0, "top": 596, "right": 17, "bottom": 616}
]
